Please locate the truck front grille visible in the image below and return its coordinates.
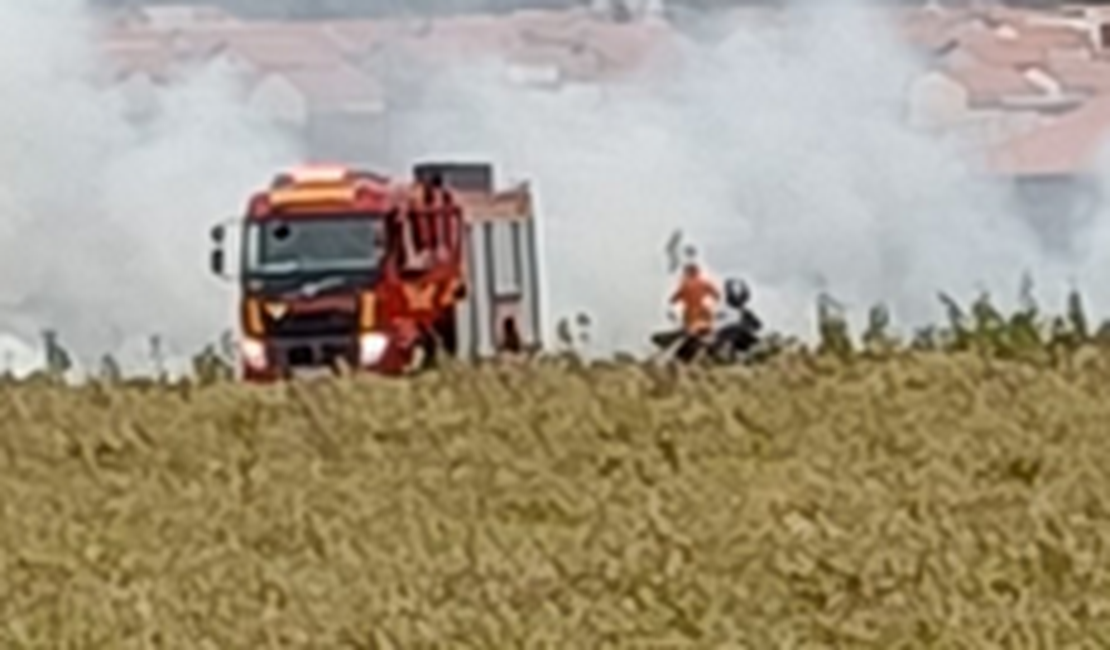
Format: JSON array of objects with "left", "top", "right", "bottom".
[
  {"left": 265, "top": 310, "right": 357, "bottom": 338},
  {"left": 273, "top": 338, "right": 355, "bottom": 370}
]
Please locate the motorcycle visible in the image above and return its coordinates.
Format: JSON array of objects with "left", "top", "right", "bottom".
[{"left": 650, "top": 278, "right": 764, "bottom": 365}]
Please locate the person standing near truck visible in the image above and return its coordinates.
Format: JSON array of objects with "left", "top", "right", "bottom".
[
  {"left": 650, "top": 261, "right": 722, "bottom": 363},
  {"left": 670, "top": 262, "right": 721, "bottom": 337}
]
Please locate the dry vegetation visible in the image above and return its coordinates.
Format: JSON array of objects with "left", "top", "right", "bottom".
[{"left": 5, "top": 292, "right": 1110, "bottom": 647}]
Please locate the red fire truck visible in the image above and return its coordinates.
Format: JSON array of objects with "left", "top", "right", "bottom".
[{"left": 208, "top": 161, "right": 543, "bottom": 381}]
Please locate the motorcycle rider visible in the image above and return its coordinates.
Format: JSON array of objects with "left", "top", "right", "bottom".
[
  {"left": 660, "top": 262, "right": 721, "bottom": 362},
  {"left": 671, "top": 262, "right": 720, "bottom": 334},
  {"left": 651, "top": 264, "right": 766, "bottom": 364}
]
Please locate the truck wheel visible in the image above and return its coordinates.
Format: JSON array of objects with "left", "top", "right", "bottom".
[
  {"left": 414, "top": 327, "right": 438, "bottom": 371},
  {"left": 433, "top": 308, "right": 458, "bottom": 358},
  {"left": 500, "top": 317, "right": 523, "bottom": 354}
]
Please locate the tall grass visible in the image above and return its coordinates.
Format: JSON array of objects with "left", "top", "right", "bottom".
[
  {"left": 3, "top": 290, "right": 1110, "bottom": 645},
  {"left": 39, "top": 283, "right": 1110, "bottom": 387}
]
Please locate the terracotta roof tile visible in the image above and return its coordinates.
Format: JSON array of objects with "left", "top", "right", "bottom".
[
  {"left": 317, "top": 15, "right": 520, "bottom": 68},
  {"left": 577, "top": 20, "right": 677, "bottom": 80},
  {"left": 113, "top": 3, "right": 236, "bottom": 29},
  {"left": 508, "top": 8, "right": 594, "bottom": 35},
  {"left": 985, "top": 94, "right": 1110, "bottom": 175},
  {"left": 504, "top": 41, "right": 590, "bottom": 83},
  {"left": 276, "top": 64, "right": 385, "bottom": 112},
  {"left": 958, "top": 29, "right": 1053, "bottom": 67},
  {"left": 1043, "top": 58, "right": 1110, "bottom": 94},
  {"left": 185, "top": 24, "right": 349, "bottom": 72},
  {"left": 98, "top": 7, "right": 1105, "bottom": 118},
  {"left": 319, "top": 18, "right": 408, "bottom": 55},
  {"left": 391, "top": 15, "right": 518, "bottom": 62},
  {"left": 101, "top": 33, "right": 178, "bottom": 78},
  {"left": 1021, "top": 24, "right": 1091, "bottom": 51},
  {"left": 896, "top": 8, "right": 971, "bottom": 51},
  {"left": 943, "top": 61, "right": 1043, "bottom": 106}
]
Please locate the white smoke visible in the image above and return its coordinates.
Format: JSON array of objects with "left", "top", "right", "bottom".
[
  {"left": 383, "top": 3, "right": 1110, "bottom": 353},
  {"left": 5, "top": 0, "right": 1110, "bottom": 373},
  {"left": 0, "top": 0, "right": 300, "bottom": 377}
]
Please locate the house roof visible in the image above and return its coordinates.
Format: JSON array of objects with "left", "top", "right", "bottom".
[
  {"left": 183, "top": 23, "right": 350, "bottom": 71},
  {"left": 101, "top": 35, "right": 176, "bottom": 76},
  {"left": 896, "top": 6, "right": 971, "bottom": 51},
  {"left": 116, "top": 3, "right": 235, "bottom": 25},
  {"left": 218, "top": 37, "right": 345, "bottom": 71},
  {"left": 957, "top": 29, "right": 1056, "bottom": 68},
  {"left": 276, "top": 64, "right": 386, "bottom": 112},
  {"left": 1043, "top": 57, "right": 1110, "bottom": 94},
  {"left": 1010, "top": 22, "right": 1092, "bottom": 51},
  {"left": 418, "top": 15, "right": 517, "bottom": 57},
  {"left": 367, "top": 14, "right": 519, "bottom": 64},
  {"left": 942, "top": 60, "right": 1044, "bottom": 106},
  {"left": 92, "top": 3, "right": 1110, "bottom": 179},
  {"left": 580, "top": 19, "right": 678, "bottom": 80},
  {"left": 985, "top": 94, "right": 1110, "bottom": 175},
  {"left": 317, "top": 19, "right": 391, "bottom": 56}
]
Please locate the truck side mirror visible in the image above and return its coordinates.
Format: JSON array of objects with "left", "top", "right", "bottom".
[
  {"left": 210, "top": 248, "right": 226, "bottom": 277},
  {"left": 208, "top": 220, "right": 239, "bottom": 280}
]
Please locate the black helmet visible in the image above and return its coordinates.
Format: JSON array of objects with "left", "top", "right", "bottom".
[{"left": 724, "top": 278, "right": 750, "bottom": 309}]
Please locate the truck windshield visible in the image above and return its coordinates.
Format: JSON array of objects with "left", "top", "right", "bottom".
[{"left": 245, "top": 215, "right": 387, "bottom": 276}]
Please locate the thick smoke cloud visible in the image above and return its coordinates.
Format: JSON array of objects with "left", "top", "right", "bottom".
[
  {"left": 0, "top": 0, "right": 299, "bottom": 376},
  {"left": 382, "top": 2, "right": 1110, "bottom": 353},
  {"left": 6, "top": 0, "right": 1110, "bottom": 372}
]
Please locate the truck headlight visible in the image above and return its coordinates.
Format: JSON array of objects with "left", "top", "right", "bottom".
[
  {"left": 240, "top": 337, "right": 267, "bottom": 369},
  {"left": 358, "top": 332, "right": 388, "bottom": 366}
]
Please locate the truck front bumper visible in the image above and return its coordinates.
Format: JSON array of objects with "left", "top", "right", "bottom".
[{"left": 238, "top": 332, "right": 411, "bottom": 382}]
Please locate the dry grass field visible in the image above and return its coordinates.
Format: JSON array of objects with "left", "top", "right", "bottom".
[{"left": 4, "top": 298, "right": 1110, "bottom": 648}]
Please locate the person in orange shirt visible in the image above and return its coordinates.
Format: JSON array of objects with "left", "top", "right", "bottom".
[{"left": 670, "top": 262, "right": 721, "bottom": 337}]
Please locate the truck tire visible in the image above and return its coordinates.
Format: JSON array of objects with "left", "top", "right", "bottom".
[
  {"left": 434, "top": 307, "right": 458, "bottom": 357},
  {"left": 412, "top": 310, "right": 457, "bottom": 373},
  {"left": 500, "top": 316, "right": 523, "bottom": 354}
]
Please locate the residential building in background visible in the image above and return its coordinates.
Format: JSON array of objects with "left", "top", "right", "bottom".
[{"left": 95, "top": 2, "right": 1110, "bottom": 254}]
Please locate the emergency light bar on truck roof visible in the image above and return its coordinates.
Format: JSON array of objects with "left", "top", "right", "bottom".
[
  {"left": 270, "top": 164, "right": 390, "bottom": 190},
  {"left": 254, "top": 165, "right": 395, "bottom": 217},
  {"left": 255, "top": 187, "right": 390, "bottom": 216}
]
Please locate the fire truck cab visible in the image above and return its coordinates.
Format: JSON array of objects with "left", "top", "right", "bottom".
[{"left": 208, "top": 161, "right": 543, "bottom": 381}]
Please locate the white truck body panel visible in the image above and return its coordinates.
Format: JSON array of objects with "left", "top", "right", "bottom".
[{"left": 455, "top": 217, "right": 542, "bottom": 359}]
